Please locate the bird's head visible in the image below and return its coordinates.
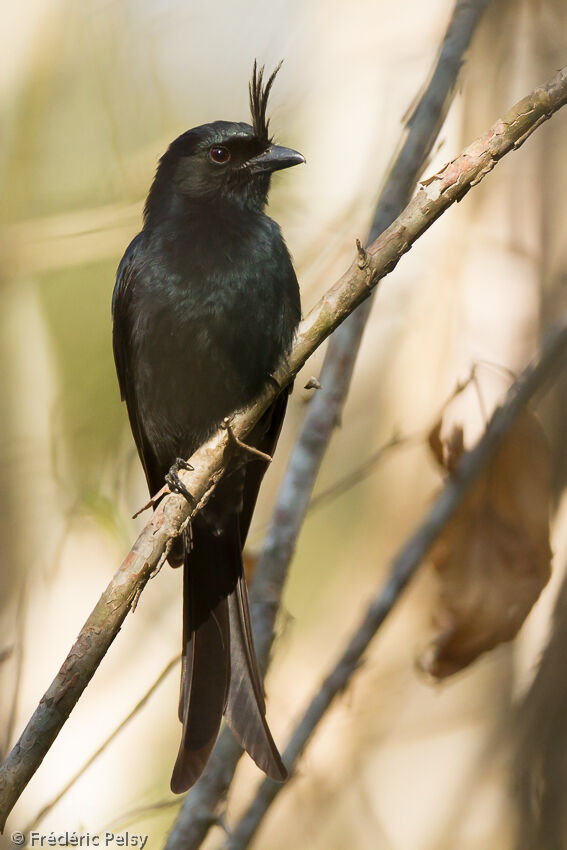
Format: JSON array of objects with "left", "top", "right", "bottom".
[{"left": 144, "top": 62, "right": 304, "bottom": 225}]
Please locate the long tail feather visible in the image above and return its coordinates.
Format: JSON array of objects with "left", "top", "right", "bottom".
[
  {"left": 224, "top": 573, "right": 287, "bottom": 780},
  {"left": 170, "top": 511, "right": 286, "bottom": 792},
  {"left": 170, "top": 539, "right": 230, "bottom": 794}
]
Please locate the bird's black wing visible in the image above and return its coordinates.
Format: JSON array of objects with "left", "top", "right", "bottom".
[
  {"left": 239, "top": 388, "right": 290, "bottom": 543},
  {"left": 112, "top": 232, "right": 163, "bottom": 494}
]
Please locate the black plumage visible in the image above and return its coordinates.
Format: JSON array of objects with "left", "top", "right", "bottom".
[{"left": 112, "top": 63, "right": 303, "bottom": 792}]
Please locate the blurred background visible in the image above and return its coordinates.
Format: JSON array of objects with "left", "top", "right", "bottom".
[{"left": 1, "top": 0, "right": 567, "bottom": 847}]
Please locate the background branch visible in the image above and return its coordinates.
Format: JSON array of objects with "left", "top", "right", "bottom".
[
  {"left": 1, "top": 56, "right": 566, "bottom": 831},
  {"left": 512, "top": 560, "right": 567, "bottom": 849},
  {"left": 225, "top": 319, "right": 567, "bottom": 850}
]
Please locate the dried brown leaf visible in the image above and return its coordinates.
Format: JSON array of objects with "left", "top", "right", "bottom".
[{"left": 420, "top": 410, "right": 552, "bottom": 680}]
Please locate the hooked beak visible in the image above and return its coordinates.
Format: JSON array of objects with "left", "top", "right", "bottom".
[{"left": 245, "top": 144, "right": 305, "bottom": 175}]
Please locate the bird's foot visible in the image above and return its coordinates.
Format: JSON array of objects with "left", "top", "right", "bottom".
[
  {"left": 222, "top": 417, "right": 272, "bottom": 463},
  {"left": 165, "top": 458, "right": 195, "bottom": 505}
]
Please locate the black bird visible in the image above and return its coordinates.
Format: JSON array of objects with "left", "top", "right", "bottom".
[{"left": 112, "top": 63, "right": 303, "bottom": 793}]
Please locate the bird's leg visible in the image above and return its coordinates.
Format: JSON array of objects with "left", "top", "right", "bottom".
[
  {"left": 165, "top": 458, "right": 196, "bottom": 505},
  {"left": 269, "top": 371, "right": 296, "bottom": 395},
  {"left": 222, "top": 417, "right": 272, "bottom": 463},
  {"left": 267, "top": 372, "right": 281, "bottom": 392}
]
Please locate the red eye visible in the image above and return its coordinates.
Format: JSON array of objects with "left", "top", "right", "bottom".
[{"left": 209, "top": 145, "right": 231, "bottom": 164}]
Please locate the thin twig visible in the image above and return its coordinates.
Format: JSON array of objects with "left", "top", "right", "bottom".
[
  {"left": 224, "top": 320, "right": 567, "bottom": 850},
  {"left": 164, "top": 1, "right": 494, "bottom": 845},
  {"left": 246, "top": 430, "right": 423, "bottom": 545},
  {"left": 102, "top": 797, "right": 182, "bottom": 833},
  {"left": 307, "top": 430, "right": 423, "bottom": 514},
  {"left": 23, "top": 655, "right": 180, "bottom": 833},
  {"left": 3, "top": 583, "right": 27, "bottom": 760},
  {"left": 2, "top": 58, "right": 566, "bottom": 832}
]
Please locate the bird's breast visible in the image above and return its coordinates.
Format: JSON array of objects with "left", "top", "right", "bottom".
[{"left": 129, "top": 218, "right": 299, "bottom": 457}]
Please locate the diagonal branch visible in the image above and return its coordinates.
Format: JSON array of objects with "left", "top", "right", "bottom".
[
  {"left": 224, "top": 319, "right": 567, "bottom": 850},
  {"left": 0, "top": 60, "right": 566, "bottom": 831},
  {"left": 23, "top": 655, "right": 180, "bottom": 833}
]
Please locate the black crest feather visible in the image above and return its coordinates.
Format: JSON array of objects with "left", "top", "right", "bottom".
[{"left": 249, "top": 60, "right": 283, "bottom": 145}]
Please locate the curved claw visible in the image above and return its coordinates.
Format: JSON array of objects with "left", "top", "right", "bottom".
[{"left": 166, "top": 458, "right": 195, "bottom": 505}]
